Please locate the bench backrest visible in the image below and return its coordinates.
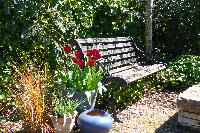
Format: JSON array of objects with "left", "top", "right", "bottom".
[{"left": 73, "top": 37, "right": 139, "bottom": 71}]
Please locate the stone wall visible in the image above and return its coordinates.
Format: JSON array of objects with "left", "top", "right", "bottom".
[{"left": 177, "top": 84, "right": 200, "bottom": 130}]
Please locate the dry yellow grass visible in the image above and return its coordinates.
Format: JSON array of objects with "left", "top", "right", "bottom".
[{"left": 3, "top": 64, "right": 54, "bottom": 132}]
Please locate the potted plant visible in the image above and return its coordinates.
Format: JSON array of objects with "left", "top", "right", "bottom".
[
  {"left": 54, "top": 44, "right": 106, "bottom": 113},
  {"left": 50, "top": 97, "right": 82, "bottom": 133}
]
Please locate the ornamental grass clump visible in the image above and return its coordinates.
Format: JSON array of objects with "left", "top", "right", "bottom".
[{"left": 6, "top": 64, "right": 53, "bottom": 132}]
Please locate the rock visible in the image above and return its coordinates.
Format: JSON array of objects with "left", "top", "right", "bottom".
[
  {"left": 178, "top": 110, "right": 200, "bottom": 131},
  {"left": 177, "top": 85, "right": 200, "bottom": 114},
  {"left": 177, "top": 85, "right": 200, "bottom": 130}
]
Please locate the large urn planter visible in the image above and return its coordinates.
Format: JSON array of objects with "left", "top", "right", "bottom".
[
  {"left": 50, "top": 112, "right": 77, "bottom": 133},
  {"left": 77, "top": 109, "right": 113, "bottom": 133}
]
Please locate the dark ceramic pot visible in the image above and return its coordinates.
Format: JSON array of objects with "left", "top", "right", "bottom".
[
  {"left": 77, "top": 109, "right": 113, "bottom": 133},
  {"left": 64, "top": 89, "right": 97, "bottom": 114},
  {"left": 71, "top": 91, "right": 97, "bottom": 114}
]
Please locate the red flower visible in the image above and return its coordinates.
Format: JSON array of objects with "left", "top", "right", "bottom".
[
  {"left": 64, "top": 44, "right": 72, "bottom": 54},
  {"left": 93, "top": 49, "right": 101, "bottom": 60},
  {"left": 74, "top": 50, "right": 83, "bottom": 58},
  {"left": 87, "top": 57, "right": 96, "bottom": 67},
  {"left": 77, "top": 60, "right": 84, "bottom": 68},
  {"left": 86, "top": 50, "right": 93, "bottom": 57},
  {"left": 72, "top": 57, "right": 79, "bottom": 63}
]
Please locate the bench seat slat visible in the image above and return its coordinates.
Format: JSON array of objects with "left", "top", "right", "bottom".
[
  {"left": 102, "top": 56, "right": 137, "bottom": 69},
  {"left": 81, "top": 42, "right": 133, "bottom": 51},
  {"left": 110, "top": 63, "right": 165, "bottom": 83},
  {"left": 76, "top": 37, "right": 132, "bottom": 44}
]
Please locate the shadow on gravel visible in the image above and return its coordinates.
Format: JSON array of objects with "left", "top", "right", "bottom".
[{"left": 155, "top": 112, "right": 199, "bottom": 133}]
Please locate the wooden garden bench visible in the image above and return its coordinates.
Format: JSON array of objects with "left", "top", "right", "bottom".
[{"left": 73, "top": 36, "right": 166, "bottom": 121}]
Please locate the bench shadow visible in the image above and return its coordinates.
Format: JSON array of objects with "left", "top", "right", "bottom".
[{"left": 155, "top": 112, "right": 199, "bottom": 133}]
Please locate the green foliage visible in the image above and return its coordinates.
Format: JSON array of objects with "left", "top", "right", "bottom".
[
  {"left": 153, "top": 0, "right": 200, "bottom": 58},
  {"left": 1, "top": 0, "right": 198, "bottom": 80},
  {"left": 54, "top": 98, "right": 82, "bottom": 117},
  {"left": 0, "top": 0, "right": 145, "bottom": 93},
  {"left": 138, "top": 55, "right": 200, "bottom": 91},
  {"left": 1, "top": 0, "right": 199, "bottom": 70},
  {"left": 0, "top": 0, "right": 146, "bottom": 63},
  {"left": 97, "top": 80, "right": 143, "bottom": 111},
  {"left": 0, "top": 88, "right": 10, "bottom": 102},
  {"left": 0, "top": 87, "right": 17, "bottom": 121},
  {"left": 116, "top": 82, "right": 143, "bottom": 109}
]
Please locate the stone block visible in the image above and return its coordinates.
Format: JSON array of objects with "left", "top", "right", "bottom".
[
  {"left": 178, "top": 110, "right": 200, "bottom": 131},
  {"left": 177, "top": 85, "right": 200, "bottom": 114},
  {"left": 177, "top": 85, "right": 200, "bottom": 130}
]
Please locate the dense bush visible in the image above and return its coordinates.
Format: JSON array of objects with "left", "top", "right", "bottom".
[
  {"left": 1, "top": 0, "right": 199, "bottom": 76},
  {"left": 153, "top": 0, "right": 200, "bottom": 59},
  {"left": 0, "top": 0, "right": 145, "bottom": 107},
  {"left": 138, "top": 55, "right": 200, "bottom": 91},
  {"left": 97, "top": 80, "right": 143, "bottom": 111},
  {"left": 1, "top": 0, "right": 199, "bottom": 65},
  {"left": 0, "top": 0, "right": 145, "bottom": 81}
]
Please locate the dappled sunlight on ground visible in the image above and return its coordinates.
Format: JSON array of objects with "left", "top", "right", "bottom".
[{"left": 110, "top": 90, "right": 180, "bottom": 133}]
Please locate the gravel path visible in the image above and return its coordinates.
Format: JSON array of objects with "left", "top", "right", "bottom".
[
  {"left": 110, "top": 90, "right": 199, "bottom": 133},
  {"left": 110, "top": 90, "right": 178, "bottom": 133}
]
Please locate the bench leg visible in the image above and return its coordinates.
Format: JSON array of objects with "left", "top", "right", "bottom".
[
  {"left": 106, "top": 98, "right": 122, "bottom": 123},
  {"left": 101, "top": 77, "right": 128, "bottom": 123}
]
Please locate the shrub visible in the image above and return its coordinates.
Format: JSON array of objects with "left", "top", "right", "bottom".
[
  {"left": 153, "top": 0, "right": 200, "bottom": 58},
  {"left": 137, "top": 55, "right": 200, "bottom": 91},
  {"left": 97, "top": 80, "right": 144, "bottom": 111}
]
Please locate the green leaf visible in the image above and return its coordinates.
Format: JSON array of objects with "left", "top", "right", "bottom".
[{"left": 0, "top": 94, "right": 5, "bottom": 100}]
